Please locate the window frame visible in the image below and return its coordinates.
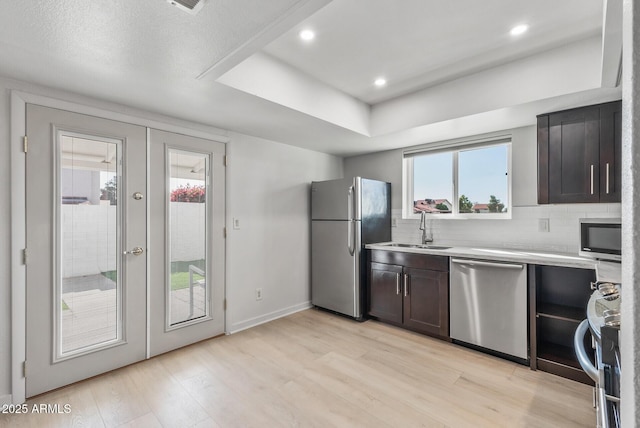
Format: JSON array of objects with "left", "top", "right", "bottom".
[{"left": 403, "top": 138, "right": 512, "bottom": 220}]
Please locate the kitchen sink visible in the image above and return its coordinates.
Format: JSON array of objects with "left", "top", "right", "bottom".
[{"left": 382, "top": 243, "right": 451, "bottom": 250}]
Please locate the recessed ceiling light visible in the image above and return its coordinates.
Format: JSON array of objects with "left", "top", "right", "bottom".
[
  {"left": 374, "top": 78, "right": 387, "bottom": 87},
  {"left": 510, "top": 24, "right": 528, "bottom": 36},
  {"left": 299, "top": 30, "right": 315, "bottom": 41}
]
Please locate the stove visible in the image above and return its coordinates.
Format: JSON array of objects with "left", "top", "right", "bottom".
[
  {"left": 588, "top": 281, "right": 621, "bottom": 339},
  {"left": 577, "top": 279, "right": 621, "bottom": 428}
]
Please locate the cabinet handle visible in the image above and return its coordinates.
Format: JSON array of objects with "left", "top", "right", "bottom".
[
  {"left": 590, "top": 164, "right": 594, "bottom": 195},
  {"left": 606, "top": 163, "right": 610, "bottom": 194},
  {"left": 396, "top": 273, "right": 400, "bottom": 295},
  {"left": 403, "top": 274, "right": 409, "bottom": 297}
]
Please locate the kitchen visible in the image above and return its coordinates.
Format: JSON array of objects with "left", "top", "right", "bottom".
[{"left": 0, "top": 0, "right": 639, "bottom": 427}]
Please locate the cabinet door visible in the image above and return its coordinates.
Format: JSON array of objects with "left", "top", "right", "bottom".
[
  {"left": 403, "top": 267, "right": 449, "bottom": 337},
  {"left": 599, "top": 101, "right": 622, "bottom": 202},
  {"left": 548, "top": 106, "right": 600, "bottom": 203},
  {"left": 369, "top": 262, "right": 403, "bottom": 324}
]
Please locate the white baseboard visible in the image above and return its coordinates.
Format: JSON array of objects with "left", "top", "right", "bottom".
[
  {"left": 0, "top": 394, "right": 12, "bottom": 405},
  {"left": 228, "top": 301, "right": 312, "bottom": 334}
]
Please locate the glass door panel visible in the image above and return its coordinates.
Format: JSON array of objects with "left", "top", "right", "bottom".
[
  {"left": 148, "top": 128, "right": 225, "bottom": 357},
  {"left": 57, "top": 132, "right": 122, "bottom": 358},
  {"left": 167, "top": 150, "right": 210, "bottom": 326}
]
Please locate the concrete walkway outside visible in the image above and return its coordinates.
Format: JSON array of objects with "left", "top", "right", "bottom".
[{"left": 61, "top": 274, "right": 206, "bottom": 352}]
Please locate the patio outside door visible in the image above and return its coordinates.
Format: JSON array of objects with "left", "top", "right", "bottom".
[
  {"left": 148, "top": 129, "right": 226, "bottom": 356},
  {"left": 24, "top": 105, "right": 226, "bottom": 397},
  {"left": 25, "top": 104, "right": 147, "bottom": 397}
]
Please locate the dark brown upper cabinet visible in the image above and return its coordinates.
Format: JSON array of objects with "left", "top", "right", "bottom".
[{"left": 537, "top": 100, "right": 621, "bottom": 204}]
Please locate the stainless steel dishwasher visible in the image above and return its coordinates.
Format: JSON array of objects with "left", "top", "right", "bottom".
[{"left": 450, "top": 258, "right": 528, "bottom": 360}]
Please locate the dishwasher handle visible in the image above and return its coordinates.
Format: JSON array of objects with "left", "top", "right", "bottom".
[{"left": 450, "top": 258, "right": 524, "bottom": 270}]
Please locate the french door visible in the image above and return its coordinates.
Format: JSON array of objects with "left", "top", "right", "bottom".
[
  {"left": 25, "top": 105, "right": 225, "bottom": 397},
  {"left": 148, "top": 129, "right": 225, "bottom": 356}
]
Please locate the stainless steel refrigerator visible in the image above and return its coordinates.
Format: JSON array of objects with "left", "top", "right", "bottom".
[{"left": 311, "top": 177, "right": 391, "bottom": 319}]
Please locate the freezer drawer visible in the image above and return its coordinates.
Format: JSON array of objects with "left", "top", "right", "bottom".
[
  {"left": 450, "top": 258, "right": 528, "bottom": 360},
  {"left": 311, "top": 177, "right": 360, "bottom": 221},
  {"left": 311, "top": 220, "right": 361, "bottom": 318}
]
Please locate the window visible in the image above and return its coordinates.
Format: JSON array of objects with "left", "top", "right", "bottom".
[{"left": 404, "top": 139, "right": 511, "bottom": 219}]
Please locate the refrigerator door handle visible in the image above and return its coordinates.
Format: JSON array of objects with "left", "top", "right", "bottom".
[
  {"left": 347, "top": 185, "right": 353, "bottom": 221},
  {"left": 347, "top": 186, "right": 355, "bottom": 255}
]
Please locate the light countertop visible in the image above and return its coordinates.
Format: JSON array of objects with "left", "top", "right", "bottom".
[{"left": 365, "top": 242, "right": 598, "bottom": 270}]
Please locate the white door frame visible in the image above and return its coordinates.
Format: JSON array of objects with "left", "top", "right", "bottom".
[{"left": 10, "top": 90, "right": 229, "bottom": 404}]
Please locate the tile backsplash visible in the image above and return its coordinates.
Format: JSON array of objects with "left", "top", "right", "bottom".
[{"left": 391, "top": 203, "right": 621, "bottom": 254}]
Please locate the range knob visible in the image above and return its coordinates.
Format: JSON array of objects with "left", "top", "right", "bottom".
[
  {"left": 597, "top": 282, "right": 620, "bottom": 301},
  {"left": 603, "top": 309, "right": 621, "bottom": 327}
]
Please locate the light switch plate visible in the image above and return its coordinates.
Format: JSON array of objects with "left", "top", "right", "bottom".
[
  {"left": 233, "top": 218, "right": 240, "bottom": 229},
  {"left": 538, "top": 218, "right": 550, "bottom": 232},
  {"left": 392, "top": 217, "right": 398, "bottom": 227}
]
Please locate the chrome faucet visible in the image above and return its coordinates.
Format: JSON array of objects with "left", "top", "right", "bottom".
[{"left": 419, "top": 211, "right": 433, "bottom": 244}]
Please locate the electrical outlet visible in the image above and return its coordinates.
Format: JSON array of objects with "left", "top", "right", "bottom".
[
  {"left": 233, "top": 218, "right": 240, "bottom": 229},
  {"left": 255, "top": 288, "right": 263, "bottom": 300},
  {"left": 392, "top": 217, "right": 398, "bottom": 227},
  {"left": 538, "top": 218, "right": 550, "bottom": 233}
]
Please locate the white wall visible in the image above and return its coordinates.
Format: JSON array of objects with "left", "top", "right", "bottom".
[
  {"left": 226, "top": 132, "right": 343, "bottom": 332},
  {"left": 61, "top": 169, "right": 101, "bottom": 205},
  {"left": 0, "top": 75, "right": 343, "bottom": 401},
  {"left": 170, "top": 202, "right": 206, "bottom": 263},
  {"left": 62, "top": 205, "right": 118, "bottom": 277},
  {"left": 0, "top": 79, "right": 12, "bottom": 402},
  {"left": 621, "top": 0, "right": 640, "bottom": 425},
  {"left": 61, "top": 203, "right": 206, "bottom": 277},
  {"left": 344, "top": 125, "right": 622, "bottom": 253}
]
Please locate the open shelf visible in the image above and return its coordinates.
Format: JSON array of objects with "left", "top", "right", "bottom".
[
  {"left": 537, "top": 341, "right": 585, "bottom": 369},
  {"left": 530, "top": 265, "right": 596, "bottom": 385},
  {"left": 537, "top": 302, "right": 586, "bottom": 323},
  {"left": 536, "top": 358, "right": 595, "bottom": 386}
]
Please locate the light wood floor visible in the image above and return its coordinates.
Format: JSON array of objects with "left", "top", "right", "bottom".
[{"left": 1, "top": 309, "right": 595, "bottom": 428}]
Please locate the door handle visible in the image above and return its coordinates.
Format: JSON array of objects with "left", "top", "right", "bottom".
[
  {"left": 590, "top": 164, "right": 594, "bottom": 195},
  {"left": 347, "top": 186, "right": 355, "bottom": 256},
  {"left": 606, "top": 163, "right": 610, "bottom": 194},
  {"left": 123, "top": 247, "right": 144, "bottom": 256}
]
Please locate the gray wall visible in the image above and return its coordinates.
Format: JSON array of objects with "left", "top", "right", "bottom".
[
  {"left": 342, "top": 148, "right": 403, "bottom": 209},
  {"left": 343, "top": 126, "right": 621, "bottom": 253},
  {"left": 344, "top": 127, "right": 620, "bottom": 254},
  {"left": 344, "top": 126, "right": 538, "bottom": 210}
]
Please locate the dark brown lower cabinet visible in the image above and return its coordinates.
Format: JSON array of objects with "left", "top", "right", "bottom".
[
  {"left": 403, "top": 267, "right": 449, "bottom": 335},
  {"left": 368, "top": 250, "right": 449, "bottom": 339},
  {"left": 369, "top": 262, "right": 403, "bottom": 324}
]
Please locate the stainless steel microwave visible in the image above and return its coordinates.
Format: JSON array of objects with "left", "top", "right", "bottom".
[{"left": 579, "top": 218, "right": 622, "bottom": 261}]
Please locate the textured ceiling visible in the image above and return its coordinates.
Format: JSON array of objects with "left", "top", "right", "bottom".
[
  {"left": 264, "top": 0, "right": 603, "bottom": 104},
  {"left": 0, "top": 0, "right": 621, "bottom": 156},
  {"left": 0, "top": 0, "right": 304, "bottom": 83}
]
